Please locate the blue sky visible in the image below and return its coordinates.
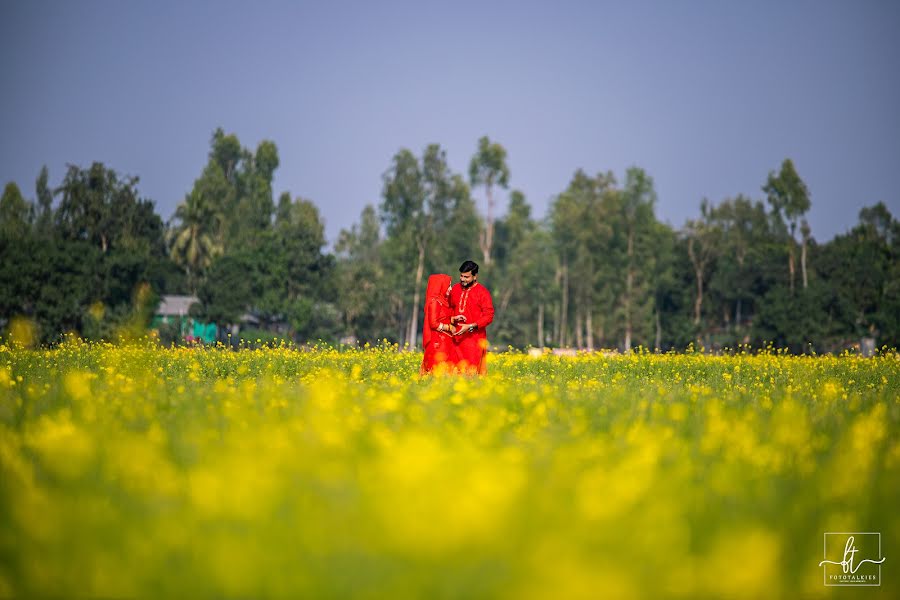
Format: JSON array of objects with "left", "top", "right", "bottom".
[{"left": 2, "top": 0, "right": 898, "bottom": 245}]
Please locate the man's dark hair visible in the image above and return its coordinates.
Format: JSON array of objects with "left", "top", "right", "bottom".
[{"left": 459, "top": 260, "right": 479, "bottom": 275}]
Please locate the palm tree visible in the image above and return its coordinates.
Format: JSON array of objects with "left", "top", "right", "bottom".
[{"left": 166, "top": 189, "right": 223, "bottom": 294}]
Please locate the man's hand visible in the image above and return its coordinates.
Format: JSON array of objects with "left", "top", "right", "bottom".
[
  {"left": 451, "top": 315, "right": 467, "bottom": 325},
  {"left": 453, "top": 323, "right": 476, "bottom": 336}
]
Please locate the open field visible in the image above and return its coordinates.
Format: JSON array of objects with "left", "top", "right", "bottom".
[{"left": 1, "top": 342, "right": 898, "bottom": 598}]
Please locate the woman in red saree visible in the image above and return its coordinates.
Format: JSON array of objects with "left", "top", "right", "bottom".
[{"left": 420, "top": 273, "right": 459, "bottom": 374}]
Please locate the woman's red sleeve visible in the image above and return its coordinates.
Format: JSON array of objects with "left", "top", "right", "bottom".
[{"left": 426, "top": 299, "right": 441, "bottom": 331}]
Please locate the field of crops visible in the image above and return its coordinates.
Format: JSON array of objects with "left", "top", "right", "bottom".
[{"left": 1, "top": 341, "right": 898, "bottom": 598}]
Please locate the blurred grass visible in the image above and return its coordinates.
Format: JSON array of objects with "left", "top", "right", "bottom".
[{"left": 0, "top": 341, "right": 898, "bottom": 598}]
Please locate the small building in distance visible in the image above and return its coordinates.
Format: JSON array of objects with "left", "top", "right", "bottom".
[
  {"left": 152, "top": 295, "right": 216, "bottom": 344},
  {"left": 154, "top": 295, "right": 199, "bottom": 324}
]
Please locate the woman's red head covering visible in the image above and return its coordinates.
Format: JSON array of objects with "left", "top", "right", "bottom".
[{"left": 425, "top": 273, "right": 452, "bottom": 306}]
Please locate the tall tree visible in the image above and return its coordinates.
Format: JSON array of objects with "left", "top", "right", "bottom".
[
  {"left": 522, "top": 226, "right": 558, "bottom": 348},
  {"left": 231, "top": 139, "right": 279, "bottom": 248},
  {"left": 550, "top": 170, "right": 615, "bottom": 349},
  {"left": 0, "top": 182, "right": 30, "bottom": 239},
  {"left": 493, "top": 191, "right": 532, "bottom": 309},
  {"left": 617, "top": 167, "right": 658, "bottom": 352},
  {"left": 34, "top": 166, "right": 54, "bottom": 235},
  {"left": 434, "top": 173, "right": 481, "bottom": 275},
  {"left": 197, "top": 193, "right": 335, "bottom": 341},
  {"left": 166, "top": 184, "right": 223, "bottom": 294},
  {"left": 210, "top": 128, "right": 244, "bottom": 186},
  {"left": 272, "top": 195, "right": 335, "bottom": 337},
  {"left": 0, "top": 234, "right": 100, "bottom": 342},
  {"left": 491, "top": 190, "right": 533, "bottom": 345},
  {"left": 496, "top": 194, "right": 559, "bottom": 349},
  {"left": 816, "top": 202, "right": 900, "bottom": 348},
  {"left": 379, "top": 144, "right": 472, "bottom": 348},
  {"left": 55, "top": 163, "right": 122, "bottom": 252},
  {"left": 684, "top": 200, "right": 722, "bottom": 328},
  {"left": 55, "top": 162, "right": 163, "bottom": 256},
  {"left": 858, "top": 201, "right": 896, "bottom": 243},
  {"left": 335, "top": 205, "right": 393, "bottom": 343},
  {"left": 800, "top": 218, "right": 811, "bottom": 289},
  {"left": 708, "top": 195, "right": 768, "bottom": 330},
  {"left": 469, "top": 136, "right": 510, "bottom": 266},
  {"left": 763, "top": 159, "right": 811, "bottom": 292},
  {"left": 183, "top": 128, "right": 280, "bottom": 254},
  {"left": 381, "top": 148, "right": 428, "bottom": 348},
  {"left": 647, "top": 220, "right": 682, "bottom": 350},
  {"left": 4, "top": 163, "right": 170, "bottom": 342}
]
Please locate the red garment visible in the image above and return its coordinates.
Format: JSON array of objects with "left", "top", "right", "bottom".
[
  {"left": 420, "top": 274, "right": 459, "bottom": 374},
  {"left": 449, "top": 281, "right": 494, "bottom": 374}
]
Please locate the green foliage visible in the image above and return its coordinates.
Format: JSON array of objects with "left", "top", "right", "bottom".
[
  {"left": 380, "top": 144, "right": 481, "bottom": 347},
  {"left": 469, "top": 135, "right": 510, "bottom": 266},
  {"left": 468, "top": 135, "right": 510, "bottom": 190},
  {"left": 34, "top": 166, "right": 54, "bottom": 235},
  {"left": 196, "top": 253, "right": 254, "bottom": 324},
  {"left": 614, "top": 167, "right": 659, "bottom": 349},
  {"left": 1, "top": 235, "right": 97, "bottom": 340},
  {"left": 166, "top": 164, "right": 226, "bottom": 293},
  {"left": 1, "top": 162, "right": 174, "bottom": 344},
  {"left": 549, "top": 170, "right": 613, "bottom": 347},
  {"left": 0, "top": 182, "right": 30, "bottom": 239},
  {"left": 1, "top": 136, "right": 897, "bottom": 352},
  {"left": 651, "top": 222, "right": 693, "bottom": 349},
  {"left": 335, "top": 205, "right": 397, "bottom": 343},
  {"left": 754, "top": 284, "right": 828, "bottom": 352},
  {"left": 706, "top": 195, "right": 769, "bottom": 333},
  {"left": 175, "top": 128, "right": 281, "bottom": 260},
  {"left": 196, "top": 194, "right": 336, "bottom": 343},
  {"left": 491, "top": 196, "right": 557, "bottom": 348},
  {"left": 55, "top": 163, "right": 161, "bottom": 254},
  {"left": 815, "top": 203, "right": 900, "bottom": 348},
  {"left": 763, "top": 158, "right": 811, "bottom": 236}
]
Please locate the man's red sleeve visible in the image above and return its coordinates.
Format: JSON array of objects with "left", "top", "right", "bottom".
[{"left": 475, "top": 288, "right": 494, "bottom": 330}]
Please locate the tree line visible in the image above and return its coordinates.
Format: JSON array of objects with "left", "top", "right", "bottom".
[{"left": 2, "top": 128, "right": 898, "bottom": 352}]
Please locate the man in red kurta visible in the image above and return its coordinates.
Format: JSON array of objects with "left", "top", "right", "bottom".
[{"left": 449, "top": 260, "right": 494, "bottom": 375}]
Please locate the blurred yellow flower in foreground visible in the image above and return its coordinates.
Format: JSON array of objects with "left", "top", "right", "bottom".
[
  {"left": 7, "top": 316, "right": 37, "bottom": 349},
  {"left": 0, "top": 341, "right": 896, "bottom": 598},
  {"left": 25, "top": 410, "right": 96, "bottom": 480}
]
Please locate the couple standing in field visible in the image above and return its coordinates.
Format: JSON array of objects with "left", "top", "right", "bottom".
[{"left": 420, "top": 260, "right": 495, "bottom": 375}]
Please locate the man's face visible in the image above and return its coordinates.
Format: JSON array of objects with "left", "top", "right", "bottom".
[{"left": 459, "top": 271, "right": 476, "bottom": 288}]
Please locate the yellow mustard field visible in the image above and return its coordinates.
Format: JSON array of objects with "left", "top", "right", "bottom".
[{"left": 1, "top": 342, "right": 898, "bottom": 598}]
